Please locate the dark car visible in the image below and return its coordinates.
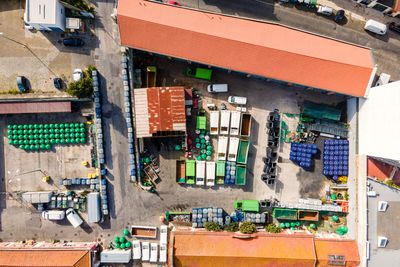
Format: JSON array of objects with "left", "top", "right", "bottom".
[
  {"left": 334, "top": 10, "right": 346, "bottom": 24},
  {"left": 62, "top": 38, "right": 84, "bottom": 47},
  {"left": 16, "top": 76, "right": 28, "bottom": 92},
  {"left": 53, "top": 78, "right": 63, "bottom": 89},
  {"left": 389, "top": 22, "right": 400, "bottom": 33}
]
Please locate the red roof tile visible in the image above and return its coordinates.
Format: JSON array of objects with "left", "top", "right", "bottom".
[{"left": 118, "top": 0, "right": 374, "bottom": 97}]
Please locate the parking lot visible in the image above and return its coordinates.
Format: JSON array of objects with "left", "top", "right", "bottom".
[{"left": 0, "top": 0, "right": 96, "bottom": 96}]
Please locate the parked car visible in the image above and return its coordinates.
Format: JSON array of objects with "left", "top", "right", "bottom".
[
  {"left": 228, "top": 96, "right": 247, "bottom": 105},
  {"left": 388, "top": 22, "right": 400, "bottom": 34},
  {"left": 207, "top": 84, "right": 228, "bottom": 93},
  {"left": 317, "top": 6, "right": 333, "bottom": 16},
  {"left": 66, "top": 208, "right": 83, "bottom": 228},
  {"left": 334, "top": 10, "right": 345, "bottom": 23},
  {"left": 63, "top": 38, "right": 84, "bottom": 47},
  {"left": 53, "top": 78, "right": 63, "bottom": 89},
  {"left": 73, "top": 69, "right": 83, "bottom": 81},
  {"left": 132, "top": 240, "right": 141, "bottom": 260},
  {"left": 16, "top": 76, "right": 28, "bottom": 92},
  {"left": 42, "top": 210, "right": 65, "bottom": 220},
  {"left": 24, "top": 22, "right": 34, "bottom": 31},
  {"left": 364, "top": 19, "right": 387, "bottom": 35},
  {"left": 168, "top": 0, "right": 181, "bottom": 5}
]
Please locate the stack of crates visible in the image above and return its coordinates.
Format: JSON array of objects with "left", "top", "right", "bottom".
[
  {"left": 121, "top": 55, "right": 137, "bottom": 182},
  {"left": 289, "top": 142, "right": 317, "bottom": 169},
  {"left": 323, "top": 139, "right": 349, "bottom": 181},
  {"left": 92, "top": 70, "right": 104, "bottom": 165},
  {"left": 192, "top": 207, "right": 224, "bottom": 228},
  {"left": 244, "top": 212, "right": 267, "bottom": 224},
  {"left": 224, "top": 162, "right": 236, "bottom": 185},
  {"left": 92, "top": 70, "right": 109, "bottom": 216}
]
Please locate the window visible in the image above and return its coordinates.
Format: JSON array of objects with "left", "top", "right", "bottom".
[
  {"left": 39, "top": 5, "right": 41, "bottom": 14},
  {"left": 328, "top": 255, "right": 346, "bottom": 266}
]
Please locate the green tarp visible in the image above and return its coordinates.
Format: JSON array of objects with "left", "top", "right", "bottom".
[{"left": 302, "top": 101, "right": 341, "bottom": 122}]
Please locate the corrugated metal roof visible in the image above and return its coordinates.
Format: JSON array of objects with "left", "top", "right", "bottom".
[
  {"left": 118, "top": 0, "right": 374, "bottom": 97},
  {"left": 134, "top": 87, "right": 186, "bottom": 137},
  {"left": 0, "top": 101, "right": 71, "bottom": 114}
]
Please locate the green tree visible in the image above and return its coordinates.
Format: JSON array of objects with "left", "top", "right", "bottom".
[
  {"left": 66, "top": 78, "right": 93, "bottom": 98},
  {"left": 224, "top": 222, "right": 239, "bottom": 232},
  {"left": 204, "top": 222, "right": 223, "bottom": 232},
  {"left": 239, "top": 221, "right": 257, "bottom": 234},
  {"left": 265, "top": 224, "right": 282, "bottom": 233}
]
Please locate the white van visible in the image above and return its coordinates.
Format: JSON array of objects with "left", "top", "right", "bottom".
[
  {"left": 228, "top": 96, "right": 247, "bottom": 105},
  {"left": 66, "top": 208, "right": 83, "bottom": 228},
  {"left": 207, "top": 84, "right": 228, "bottom": 93},
  {"left": 150, "top": 243, "right": 158, "bottom": 263},
  {"left": 364, "top": 19, "right": 387, "bottom": 35},
  {"left": 42, "top": 210, "right": 65, "bottom": 221}
]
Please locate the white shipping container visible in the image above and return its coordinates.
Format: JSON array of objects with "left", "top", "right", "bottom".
[
  {"left": 101, "top": 249, "right": 132, "bottom": 263},
  {"left": 217, "top": 136, "right": 228, "bottom": 161},
  {"left": 206, "top": 161, "right": 216, "bottom": 186},
  {"left": 210, "top": 111, "right": 219, "bottom": 135},
  {"left": 150, "top": 243, "right": 158, "bottom": 263},
  {"left": 196, "top": 161, "right": 206, "bottom": 186},
  {"left": 229, "top": 111, "right": 241, "bottom": 136},
  {"left": 220, "top": 110, "right": 231, "bottom": 135}
]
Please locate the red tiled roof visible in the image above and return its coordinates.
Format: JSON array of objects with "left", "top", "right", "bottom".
[
  {"left": 315, "top": 239, "right": 360, "bottom": 267},
  {"left": 118, "top": 0, "right": 374, "bottom": 97},
  {"left": 172, "top": 231, "right": 316, "bottom": 267},
  {"left": 0, "top": 249, "right": 90, "bottom": 267},
  {"left": 0, "top": 101, "right": 71, "bottom": 114},
  {"left": 367, "top": 157, "right": 393, "bottom": 181}
]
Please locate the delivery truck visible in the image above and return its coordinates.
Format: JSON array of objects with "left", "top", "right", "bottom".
[{"left": 209, "top": 111, "right": 219, "bottom": 135}]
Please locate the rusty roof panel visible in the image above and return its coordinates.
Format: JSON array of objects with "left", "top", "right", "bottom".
[
  {"left": 0, "top": 101, "right": 71, "bottom": 114},
  {"left": 145, "top": 87, "right": 186, "bottom": 135}
]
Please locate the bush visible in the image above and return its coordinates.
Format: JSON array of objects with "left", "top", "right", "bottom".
[
  {"left": 204, "top": 222, "right": 223, "bottom": 232},
  {"left": 224, "top": 222, "right": 239, "bottom": 232},
  {"left": 239, "top": 221, "right": 257, "bottom": 234},
  {"left": 66, "top": 77, "right": 93, "bottom": 98},
  {"left": 63, "top": 0, "right": 95, "bottom": 13},
  {"left": 265, "top": 224, "right": 282, "bottom": 233}
]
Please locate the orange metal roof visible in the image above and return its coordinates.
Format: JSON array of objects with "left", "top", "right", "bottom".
[
  {"left": 118, "top": 0, "right": 374, "bottom": 97},
  {"left": 172, "top": 231, "right": 316, "bottom": 267},
  {"left": 0, "top": 249, "right": 90, "bottom": 267},
  {"left": 147, "top": 87, "right": 186, "bottom": 134},
  {"left": 314, "top": 239, "right": 360, "bottom": 267},
  {"left": 394, "top": 0, "right": 400, "bottom": 12},
  {"left": 0, "top": 101, "right": 71, "bottom": 114}
]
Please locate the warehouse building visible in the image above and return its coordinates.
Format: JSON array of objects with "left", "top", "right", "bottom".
[{"left": 118, "top": 0, "right": 376, "bottom": 98}]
